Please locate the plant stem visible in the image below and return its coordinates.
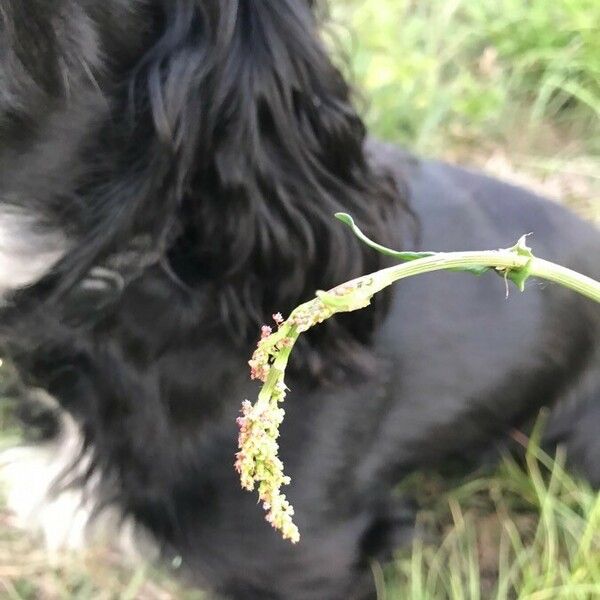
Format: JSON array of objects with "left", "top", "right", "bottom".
[
  {"left": 332, "top": 251, "right": 600, "bottom": 304},
  {"left": 527, "top": 258, "right": 600, "bottom": 303},
  {"left": 239, "top": 240, "right": 600, "bottom": 543}
]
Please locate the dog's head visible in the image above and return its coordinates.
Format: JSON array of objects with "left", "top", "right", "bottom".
[
  {"left": 0, "top": 7, "right": 410, "bottom": 585},
  {"left": 1, "top": 0, "right": 405, "bottom": 356}
]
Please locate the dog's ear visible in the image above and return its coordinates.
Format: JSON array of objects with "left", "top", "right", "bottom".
[
  {"left": 142, "top": 1, "right": 405, "bottom": 313},
  {"left": 58, "top": 1, "right": 406, "bottom": 352}
]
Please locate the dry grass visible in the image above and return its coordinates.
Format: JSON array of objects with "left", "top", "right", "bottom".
[{"left": 0, "top": 500, "right": 202, "bottom": 600}]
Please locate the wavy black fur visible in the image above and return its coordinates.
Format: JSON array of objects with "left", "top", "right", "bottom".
[{"left": 0, "top": 2, "right": 599, "bottom": 599}]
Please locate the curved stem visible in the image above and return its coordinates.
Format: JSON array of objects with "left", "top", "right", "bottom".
[
  {"left": 317, "top": 250, "right": 600, "bottom": 315},
  {"left": 364, "top": 251, "right": 600, "bottom": 302},
  {"left": 529, "top": 258, "right": 600, "bottom": 303},
  {"left": 239, "top": 242, "right": 600, "bottom": 543}
]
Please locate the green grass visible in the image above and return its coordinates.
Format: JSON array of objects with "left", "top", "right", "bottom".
[
  {"left": 382, "top": 433, "right": 600, "bottom": 599},
  {"left": 327, "top": 0, "right": 600, "bottom": 156}
]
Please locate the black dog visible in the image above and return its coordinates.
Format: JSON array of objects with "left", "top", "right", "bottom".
[{"left": 0, "top": 1, "right": 598, "bottom": 598}]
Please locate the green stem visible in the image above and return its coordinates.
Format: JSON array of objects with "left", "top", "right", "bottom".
[
  {"left": 240, "top": 238, "right": 599, "bottom": 543},
  {"left": 256, "top": 328, "right": 297, "bottom": 407},
  {"left": 335, "top": 212, "right": 600, "bottom": 303},
  {"left": 528, "top": 258, "right": 600, "bottom": 303},
  {"left": 329, "top": 251, "right": 600, "bottom": 305}
]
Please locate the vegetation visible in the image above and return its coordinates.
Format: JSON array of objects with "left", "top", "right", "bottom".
[
  {"left": 238, "top": 229, "right": 600, "bottom": 543},
  {"left": 384, "top": 426, "right": 600, "bottom": 599},
  {"left": 327, "top": 0, "right": 600, "bottom": 156}
]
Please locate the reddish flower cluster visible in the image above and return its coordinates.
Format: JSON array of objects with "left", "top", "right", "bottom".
[
  {"left": 248, "top": 314, "right": 288, "bottom": 381},
  {"left": 236, "top": 312, "right": 300, "bottom": 543},
  {"left": 235, "top": 395, "right": 299, "bottom": 543},
  {"left": 237, "top": 281, "right": 379, "bottom": 543}
]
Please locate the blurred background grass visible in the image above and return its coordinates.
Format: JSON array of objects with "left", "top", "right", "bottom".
[
  {"left": 328, "top": 0, "right": 599, "bottom": 156},
  {"left": 325, "top": 0, "right": 599, "bottom": 223},
  {"left": 1, "top": 0, "right": 599, "bottom": 598}
]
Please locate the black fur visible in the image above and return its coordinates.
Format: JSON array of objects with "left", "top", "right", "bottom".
[{"left": 0, "top": 2, "right": 598, "bottom": 599}]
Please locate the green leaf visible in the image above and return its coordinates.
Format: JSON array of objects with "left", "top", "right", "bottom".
[
  {"left": 336, "top": 212, "right": 434, "bottom": 260},
  {"left": 505, "top": 234, "right": 535, "bottom": 292},
  {"left": 335, "top": 212, "right": 489, "bottom": 275}
]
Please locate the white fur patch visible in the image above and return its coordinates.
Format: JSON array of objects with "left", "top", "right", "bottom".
[
  {"left": 0, "top": 393, "right": 157, "bottom": 562},
  {"left": 0, "top": 209, "right": 67, "bottom": 295}
]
